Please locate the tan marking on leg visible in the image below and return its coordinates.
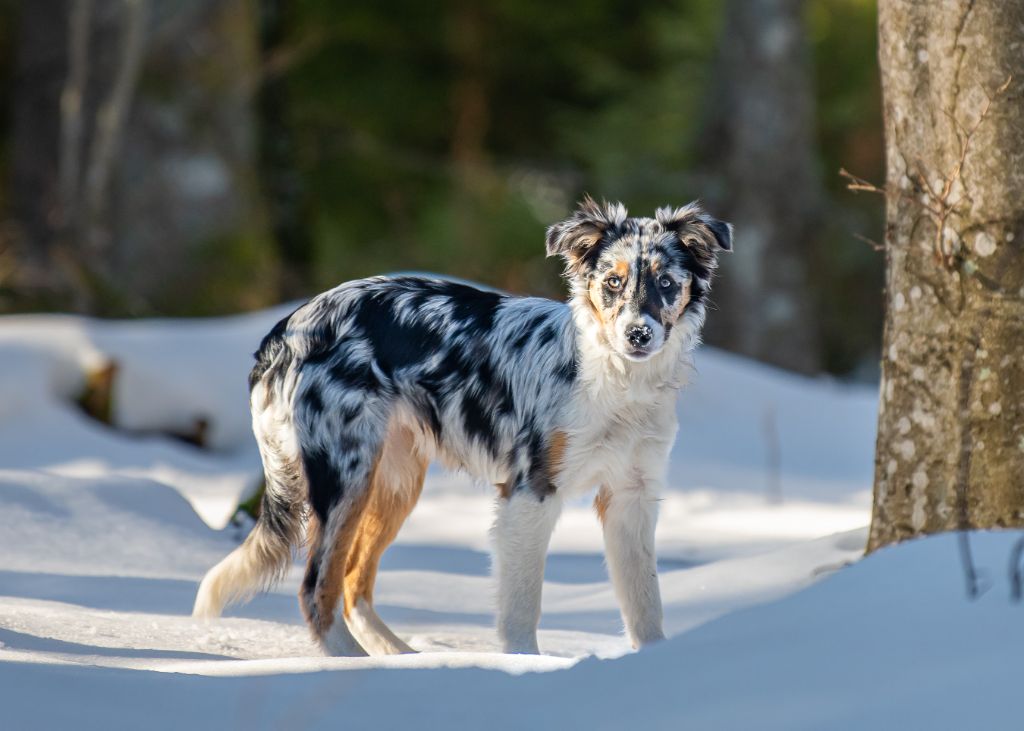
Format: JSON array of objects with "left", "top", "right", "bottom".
[
  {"left": 343, "top": 422, "right": 427, "bottom": 616},
  {"left": 594, "top": 485, "right": 612, "bottom": 524},
  {"left": 547, "top": 430, "right": 569, "bottom": 482},
  {"left": 495, "top": 431, "right": 568, "bottom": 501}
]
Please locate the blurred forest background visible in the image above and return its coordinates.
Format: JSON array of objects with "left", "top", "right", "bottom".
[{"left": 0, "top": 0, "right": 883, "bottom": 378}]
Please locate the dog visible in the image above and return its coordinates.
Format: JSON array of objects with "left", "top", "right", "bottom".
[{"left": 193, "top": 197, "right": 731, "bottom": 656}]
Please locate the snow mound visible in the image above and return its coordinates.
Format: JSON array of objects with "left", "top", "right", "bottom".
[
  {"left": 0, "top": 307, "right": 889, "bottom": 728},
  {"left": 4, "top": 531, "right": 1020, "bottom": 729}
]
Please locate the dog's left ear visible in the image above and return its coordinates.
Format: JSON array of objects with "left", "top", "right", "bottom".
[
  {"left": 546, "top": 195, "right": 627, "bottom": 270},
  {"left": 656, "top": 203, "right": 733, "bottom": 261}
]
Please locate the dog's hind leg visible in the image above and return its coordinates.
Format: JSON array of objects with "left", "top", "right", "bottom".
[
  {"left": 342, "top": 421, "right": 427, "bottom": 655},
  {"left": 301, "top": 517, "right": 367, "bottom": 656},
  {"left": 297, "top": 408, "right": 390, "bottom": 656}
]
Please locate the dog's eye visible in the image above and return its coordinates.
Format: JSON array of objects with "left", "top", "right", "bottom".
[
  {"left": 605, "top": 275, "right": 623, "bottom": 290},
  {"left": 658, "top": 276, "right": 673, "bottom": 289}
]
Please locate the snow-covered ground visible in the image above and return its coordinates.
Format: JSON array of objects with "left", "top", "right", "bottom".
[{"left": 1, "top": 308, "right": 1018, "bottom": 729}]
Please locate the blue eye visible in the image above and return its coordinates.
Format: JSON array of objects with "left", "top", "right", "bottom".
[
  {"left": 658, "top": 276, "right": 673, "bottom": 289},
  {"left": 606, "top": 275, "right": 623, "bottom": 290}
]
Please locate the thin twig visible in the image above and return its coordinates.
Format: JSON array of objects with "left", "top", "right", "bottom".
[
  {"left": 1009, "top": 537, "right": 1024, "bottom": 603},
  {"left": 238, "top": 26, "right": 349, "bottom": 97},
  {"left": 839, "top": 167, "right": 886, "bottom": 196},
  {"left": 958, "top": 530, "right": 985, "bottom": 600},
  {"left": 840, "top": 75, "right": 1013, "bottom": 270},
  {"left": 955, "top": 333, "right": 988, "bottom": 600},
  {"left": 926, "top": 74, "right": 1012, "bottom": 268},
  {"left": 762, "top": 405, "right": 782, "bottom": 504},
  {"left": 853, "top": 233, "right": 884, "bottom": 252}
]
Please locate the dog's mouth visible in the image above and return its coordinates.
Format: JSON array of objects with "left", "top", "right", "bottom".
[{"left": 622, "top": 347, "right": 656, "bottom": 362}]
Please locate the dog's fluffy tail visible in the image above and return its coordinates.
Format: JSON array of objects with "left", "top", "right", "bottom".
[{"left": 193, "top": 485, "right": 304, "bottom": 619}]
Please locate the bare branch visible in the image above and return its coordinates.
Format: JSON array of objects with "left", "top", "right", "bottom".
[
  {"left": 839, "top": 167, "right": 886, "bottom": 196},
  {"left": 956, "top": 337, "right": 989, "bottom": 600},
  {"left": 853, "top": 233, "right": 884, "bottom": 252},
  {"left": 958, "top": 530, "right": 987, "bottom": 600},
  {"left": 238, "top": 26, "right": 350, "bottom": 98},
  {"left": 925, "top": 75, "right": 1012, "bottom": 268},
  {"left": 847, "top": 76, "right": 1013, "bottom": 269},
  {"left": 838, "top": 169, "right": 889, "bottom": 255},
  {"left": 1009, "top": 537, "right": 1024, "bottom": 603},
  {"left": 762, "top": 405, "right": 782, "bottom": 504},
  {"left": 915, "top": 172, "right": 943, "bottom": 205}
]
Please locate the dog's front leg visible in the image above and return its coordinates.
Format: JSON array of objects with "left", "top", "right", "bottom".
[
  {"left": 493, "top": 488, "right": 562, "bottom": 654},
  {"left": 596, "top": 477, "right": 665, "bottom": 648}
]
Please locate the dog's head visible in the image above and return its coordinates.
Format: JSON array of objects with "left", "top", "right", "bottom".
[{"left": 546, "top": 196, "right": 731, "bottom": 361}]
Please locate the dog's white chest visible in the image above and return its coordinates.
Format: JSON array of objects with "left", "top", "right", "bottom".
[{"left": 558, "top": 378, "right": 678, "bottom": 496}]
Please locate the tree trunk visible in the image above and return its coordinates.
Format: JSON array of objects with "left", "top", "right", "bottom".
[
  {"left": 256, "top": 0, "right": 313, "bottom": 299},
  {"left": 700, "top": 0, "right": 823, "bottom": 375},
  {"left": 6, "top": 0, "right": 273, "bottom": 315},
  {"left": 867, "top": 1, "right": 1024, "bottom": 552},
  {"left": 8, "top": 0, "right": 144, "bottom": 309},
  {"left": 7, "top": 0, "right": 72, "bottom": 298},
  {"left": 446, "top": 0, "right": 493, "bottom": 281}
]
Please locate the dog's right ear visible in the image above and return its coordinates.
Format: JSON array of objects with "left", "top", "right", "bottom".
[{"left": 545, "top": 196, "right": 626, "bottom": 270}]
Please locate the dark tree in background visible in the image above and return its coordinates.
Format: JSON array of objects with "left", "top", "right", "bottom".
[
  {"left": 7, "top": 0, "right": 73, "bottom": 301},
  {"left": 256, "top": 0, "right": 313, "bottom": 299},
  {"left": 867, "top": 1, "right": 1024, "bottom": 551},
  {"left": 700, "top": 0, "right": 823, "bottom": 374},
  {"left": 6, "top": 0, "right": 273, "bottom": 314}
]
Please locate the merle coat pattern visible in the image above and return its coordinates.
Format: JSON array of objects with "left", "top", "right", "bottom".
[{"left": 194, "top": 197, "right": 732, "bottom": 656}]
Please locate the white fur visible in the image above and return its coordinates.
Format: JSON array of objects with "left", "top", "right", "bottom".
[
  {"left": 493, "top": 490, "right": 563, "bottom": 654},
  {"left": 192, "top": 548, "right": 257, "bottom": 619},
  {"left": 484, "top": 279, "right": 698, "bottom": 654},
  {"left": 600, "top": 473, "right": 668, "bottom": 647},
  {"left": 322, "top": 616, "right": 368, "bottom": 656},
  {"left": 536, "top": 297, "right": 695, "bottom": 648},
  {"left": 346, "top": 598, "right": 416, "bottom": 655}
]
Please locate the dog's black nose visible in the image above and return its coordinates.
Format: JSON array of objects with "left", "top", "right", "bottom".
[{"left": 627, "top": 324, "right": 653, "bottom": 348}]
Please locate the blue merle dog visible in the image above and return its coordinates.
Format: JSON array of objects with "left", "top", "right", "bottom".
[{"left": 194, "top": 197, "right": 732, "bottom": 655}]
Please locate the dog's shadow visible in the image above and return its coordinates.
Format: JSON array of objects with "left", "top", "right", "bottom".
[{"left": 0, "top": 545, "right": 703, "bottom": 649}]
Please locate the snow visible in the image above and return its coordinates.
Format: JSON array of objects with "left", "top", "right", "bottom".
[{"left": 3, "top": 307, "right": 1012, "bottom": 729}]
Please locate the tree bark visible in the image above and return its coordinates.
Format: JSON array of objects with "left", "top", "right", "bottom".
[
  {"left": 867, "top": 1, "right": 1024, "bottom": 552},
  {"left": 700, "top": 0, "right": 823, "bottom": 374}
]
